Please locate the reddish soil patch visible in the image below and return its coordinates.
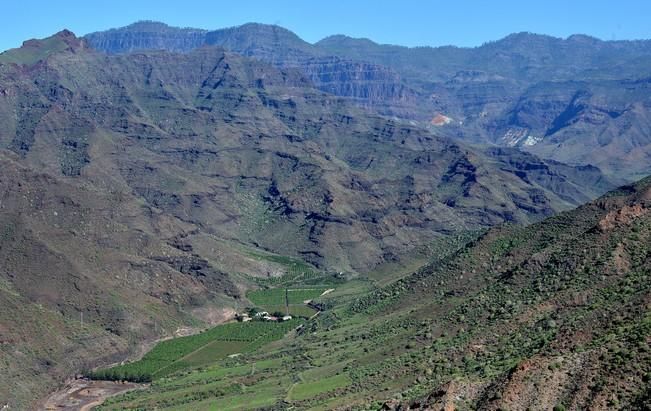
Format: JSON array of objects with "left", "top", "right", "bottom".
[
  {"left": 430, "top": 114, "right": 452, "bottom": 126},
  {"left": 598, "top": 204, "right": 647, "bottom": 230}
]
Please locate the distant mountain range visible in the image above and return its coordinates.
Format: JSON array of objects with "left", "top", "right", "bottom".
[{"left": 85, "top": 21, "right": 651, "bottom": 181}]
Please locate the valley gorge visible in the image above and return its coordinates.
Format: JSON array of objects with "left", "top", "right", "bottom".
[{"left": 0, "top": 19, "right": 648, "bottom": 410}]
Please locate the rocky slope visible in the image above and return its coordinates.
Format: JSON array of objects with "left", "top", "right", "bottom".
[
  {"left": 94, "top": 176, "right": 651, "bottom": 410},
  {"left": 0, "top": 30, "right": 611, "bottom": 272},
  {"left": 85, "top": 22, "right": 651, "bottom": 180},
  {"left": 0, "top": 30, "right": 615, "bottom": 408},
  {"left": 491, "top": 78, "right": 651, "bottom": 180},
  {"left": 383, "top": 175, "right": 651, "bottom": 410}
]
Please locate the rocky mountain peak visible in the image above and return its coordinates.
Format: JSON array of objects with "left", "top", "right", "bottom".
[
  {"left": 22, "top": 29, "right": 81, "bottom": 48},
  {"left": 54, "top": 28, "right": 76, "bottom": 39},
  {"left": 0, "top": 29, "right": 87, "bottom": 66},
  {"left": 316, "top": 34, "right": 380, "bottom": 49},
  {"left": 566, "top": 33, "right": 602, "bottom": 44},
  {"left": 204, "top": 22, "right": 318, "bottom": 57}
]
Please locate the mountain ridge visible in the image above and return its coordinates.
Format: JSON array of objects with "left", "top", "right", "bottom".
[
  {"left": 82, "top": 21, "right": 651, "bottom": 181},
  {"left": 84, "top": 21, "right": 651, "bottom": 52}
]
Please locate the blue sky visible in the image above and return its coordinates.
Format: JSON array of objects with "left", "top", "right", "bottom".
[{"left": 3, "top": 0, "right": 651, "bottom": 52}]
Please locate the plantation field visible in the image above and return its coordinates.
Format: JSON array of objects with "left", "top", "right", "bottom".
[
  {"left": 246, "top": 288, "right": 286, "bottom": 306},
  {"left": 288, "top": 304, "right": 319, "bottom": 318},
  {"left": 247, "top": 252, "right": 324, "bottom": 286},
  {"left": 89, "top": 319, "right": 301, "bottom": 382},
  {"left": 156, "top": 358, "right": 284, "bottom": 388},
  {"left": 262, "top": 304, "right": 319, "bottom": 318},
  {"left": 247, "top": 287, "right": 329, "bottom": 306},
  {"left": 97, "top": 358, "right": 294, "bottom": 410},
  {"left": 287, "top": 288, "right": 329, "bottom": 304},
  {"left": 181, "top": 340, "right": 243, "bottom": 367},
  {"left": 288, "top": 373, "right": 351, "bottom": 401}
]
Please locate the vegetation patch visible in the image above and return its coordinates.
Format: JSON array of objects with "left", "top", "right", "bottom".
[
  {"left": 88, "top": 320, "right": 301, "bottom": 382},
  {"left": 289, "top": 373, "right": 351, "bottom": 401},
  {"left": 261, "top": 304, "right": 318, "bottom": 318},
  {"left": 248, "top": 287, "right": 329, "bottom": 306}
]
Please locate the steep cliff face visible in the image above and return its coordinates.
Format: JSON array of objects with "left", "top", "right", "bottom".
[
  {"left": 300, "top": 56, "right": 424, "bottom": 117},
  {"left": 85, "top": 22, "right": 427, "bottom": 121},
  {"left": 84, "top": 21, "right": 207, "bottom": 53}
]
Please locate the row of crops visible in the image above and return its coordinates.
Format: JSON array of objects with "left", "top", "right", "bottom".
[
  {"left": 253, "top": 266, "right": 324, "bottom": 286},
  {"left": 247, "top": 287, "right": 330, "bottom": 306},
  {"left": 262, "top": 304, "right": 319, "bottom": 318},
  {"left": 246, "top": 252, "right": 326, "bottom": 286},
  {"left": 88, "top": 319, "right": 301, "bottom": 382}
]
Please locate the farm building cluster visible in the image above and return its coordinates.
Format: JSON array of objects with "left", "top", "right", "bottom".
[{"left": 237, "top": 311, "right": 292, "bottom": 323}]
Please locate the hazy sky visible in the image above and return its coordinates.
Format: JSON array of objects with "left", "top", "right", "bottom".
[{"left": 3, "top": 0, "right": 651, "bottom": 52}]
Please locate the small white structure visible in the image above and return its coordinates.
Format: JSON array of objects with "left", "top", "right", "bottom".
[
  {"left": 237, "top": 313, "right": 253, "bottom": 322},
  {"left": 282, "top": 315, "right": 292, "bottom": 321},
  {"left": 254, "top": 311, "right": 269, "bottom": 318}
]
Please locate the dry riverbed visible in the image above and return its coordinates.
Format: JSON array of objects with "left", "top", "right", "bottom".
[{"left": 40, "top": 378, "right": 143, "bottom": 410}]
